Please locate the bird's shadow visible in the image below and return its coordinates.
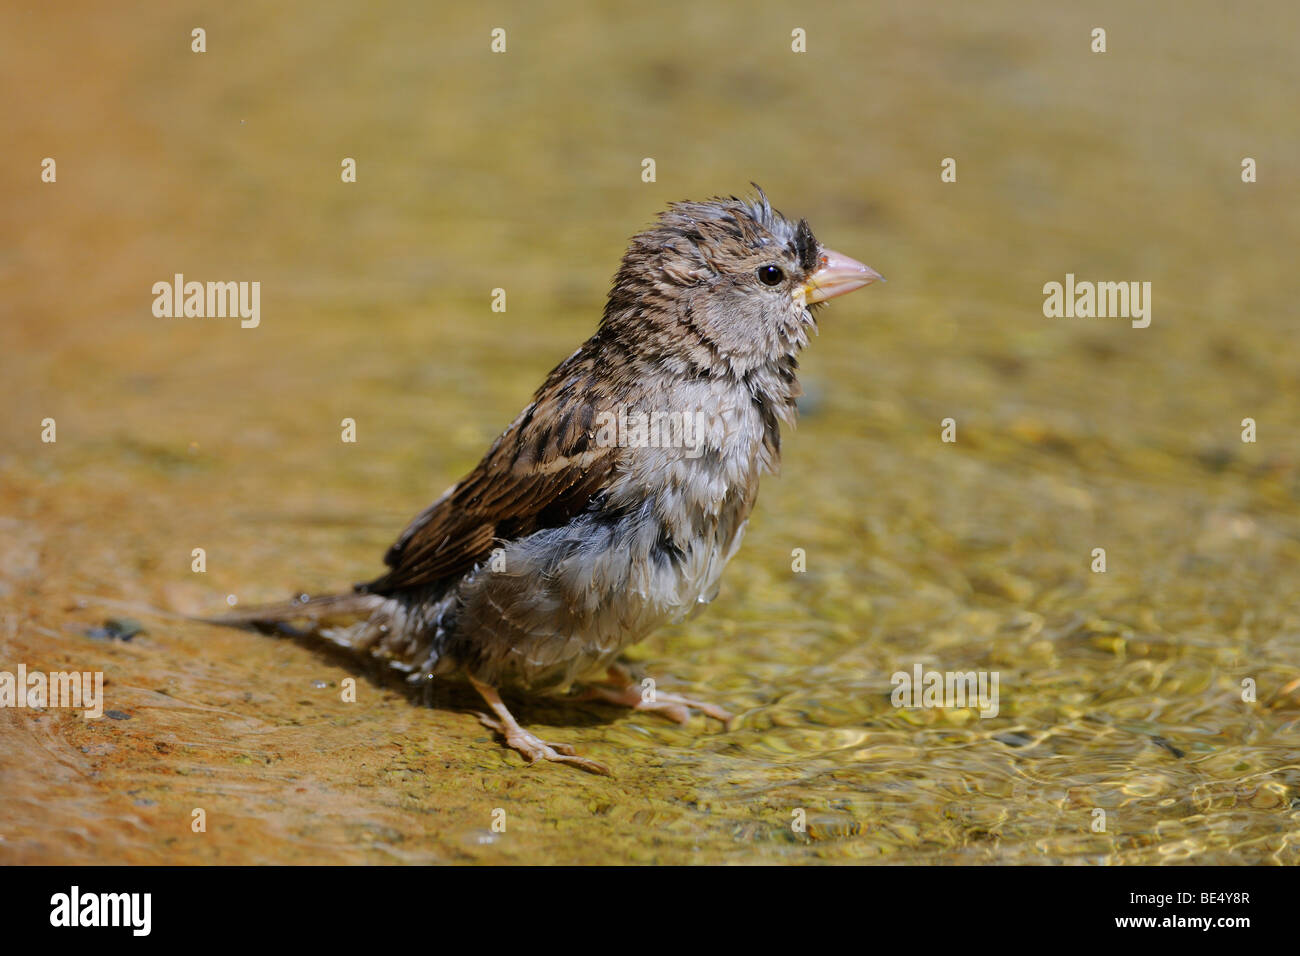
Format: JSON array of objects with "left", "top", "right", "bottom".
[{"left": 252, "top": 622, "right": 623, "bottom": 729}]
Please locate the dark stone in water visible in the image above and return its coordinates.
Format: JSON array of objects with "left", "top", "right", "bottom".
[
  {"left": 995, "top": 732, "right": 1034, "bottom": 748},
  {"left": 1150, "top": 735, "right": 1185, "bottom": 759},
  {"left": 85, "top": 617, "right": 145, "bottom": 641}
]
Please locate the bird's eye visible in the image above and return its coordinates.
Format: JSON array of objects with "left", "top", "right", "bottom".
[{"left": 757, "top": 265, "right": 784, "bottom": 286}]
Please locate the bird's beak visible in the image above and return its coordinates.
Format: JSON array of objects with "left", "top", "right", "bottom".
[{"left": 801, "top": 249, "right": 884, "bottom": 303}]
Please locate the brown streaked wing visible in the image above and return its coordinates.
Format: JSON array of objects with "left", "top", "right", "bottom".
[{"left": 360, "top": 381, "right": 620, "bottom": 596}]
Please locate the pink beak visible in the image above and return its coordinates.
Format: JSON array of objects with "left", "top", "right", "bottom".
[{"left": 802, "top": 248, "right": 884, "bottom": 303}]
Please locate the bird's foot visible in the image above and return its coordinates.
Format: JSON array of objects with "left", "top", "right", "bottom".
[
  {"left": 474, "top": 712, "right": 611, "bottom": 776},
  {"left": 466, "top": 674, "right": 611, "bottom": 775},
  {"left": 654, "top": 690, "right": 734, "bottom": 724},
  {"left": 579, "top": 681, "right": 734, "bottom": 726}
]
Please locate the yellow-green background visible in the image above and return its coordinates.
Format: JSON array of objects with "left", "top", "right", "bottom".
[{"left": 1, "top": 1, "right": 1297, "bottom": 863}]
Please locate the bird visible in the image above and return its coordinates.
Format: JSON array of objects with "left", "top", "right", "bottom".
[{"left": 209, "top": 188, "right": 882, "bottom": 774}]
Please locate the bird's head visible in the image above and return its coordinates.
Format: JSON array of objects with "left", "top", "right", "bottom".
[{"left": 601, "top": 187, "right": 882, "bottom": 375}]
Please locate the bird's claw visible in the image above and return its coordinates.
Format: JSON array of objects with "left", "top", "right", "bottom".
[
  {"left": 650, "top": 692, "right": 734, "bottom": 725},
  {"left": 475, "top": 712, "right": 612, "bottom": 776},
  {"left": 578, "top": 683, "right": 734, "bottom": 726}
]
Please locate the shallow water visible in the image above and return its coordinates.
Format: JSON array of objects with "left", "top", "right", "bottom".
[{"left": 2, "top": 0, "right": 1298, "bottom": 864}]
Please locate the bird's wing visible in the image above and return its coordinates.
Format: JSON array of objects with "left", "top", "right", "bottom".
[{"left": 361, "top": 358, "right": 622, "bottom": 595}]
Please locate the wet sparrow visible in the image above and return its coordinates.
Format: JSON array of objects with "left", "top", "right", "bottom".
[{"left": 212, "top": 188, "right": 881, "bottom": 774}]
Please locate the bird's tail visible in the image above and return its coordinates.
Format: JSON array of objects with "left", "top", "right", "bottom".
[{"left": 202, "top": 589, "right": 436, "bottom": 679}]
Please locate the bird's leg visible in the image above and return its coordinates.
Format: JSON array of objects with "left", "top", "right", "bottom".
[
  {"left": 467, "top": 674, "right": 610, "bottom": 776},
  {"left": 577, "top": 662, "right": 734, "bottom": 725}
]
